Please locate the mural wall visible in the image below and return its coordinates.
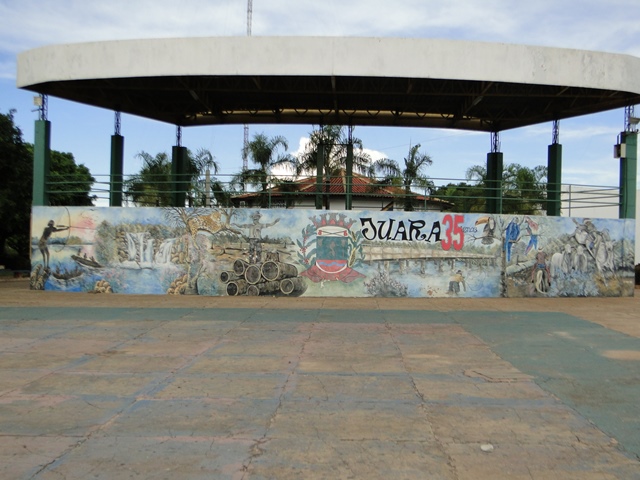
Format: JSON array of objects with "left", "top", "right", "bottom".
[{"left": 30, "top": 206, "right": 636, "bottom": 298}]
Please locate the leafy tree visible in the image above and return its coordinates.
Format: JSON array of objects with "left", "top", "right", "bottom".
[
  {"left": 431, "top": 182, "right": 485, "bottom": 213},
  {"left": 188, "top": 148, "right": 232, "bottom": 207},
  {"left": 467, "top": 163, "right": 547, "bottom": 214},
  {"left": 0, "top": 110, "right": 32, "bottom": 266},
  {"left": 0, "top": 110, "right": 96, "bottom": 268},
  {"left": 234, "top": 133, "right": 294, "bottom": 208},
  {"left": 434, "top": 163, "right": 547, "bottom": 214},
  {"left": 373, "top": 143, "right": 433, "bottom": 211},
  {"left": 125, "top": 151, "right": 172, "bottom": 206},
  {"left": 502, "top": 163, "right": 547, "bottom": 214},
  {"left": 295, "top": 125, "right": 372, "bottom": 209},
  {"left": 125, "top": 148, "right": 223, "bottom": 207},
  {"left": 23, "top": 147, "right": 96, "bottom": 206}
]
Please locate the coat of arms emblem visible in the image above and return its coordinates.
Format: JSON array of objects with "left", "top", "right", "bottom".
[{"left": 298, "top": 213, "right": 364, "bottom": 283}]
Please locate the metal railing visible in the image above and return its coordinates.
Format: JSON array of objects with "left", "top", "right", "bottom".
[{"left": 45, "top": 173, "right": 623, "bottom": 217}]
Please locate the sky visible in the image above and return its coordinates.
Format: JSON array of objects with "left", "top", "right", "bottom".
[{"left": 1, "top": 0, "right": 640, "bottom": 204}]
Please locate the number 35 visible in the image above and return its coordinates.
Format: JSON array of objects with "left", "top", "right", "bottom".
[{"left": 441, "top": 214, "right": 464, "bottom": 251}]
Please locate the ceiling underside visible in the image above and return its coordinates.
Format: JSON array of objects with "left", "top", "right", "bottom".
[{"left": 29, "top": 74, "right": 640, "bottom": 131}]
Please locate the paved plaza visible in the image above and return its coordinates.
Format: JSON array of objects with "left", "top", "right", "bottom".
[{"left": 0, "top": 279, "right": 639, "bottom": 479}]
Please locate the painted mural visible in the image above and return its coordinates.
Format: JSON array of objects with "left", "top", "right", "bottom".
[{"left": 30, "top": 206, "right": 636, "bottom": 298}]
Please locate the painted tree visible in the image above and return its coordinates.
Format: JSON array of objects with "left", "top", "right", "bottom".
[{"left": 373, "top": 143, "right": 433, "bottom": 211}]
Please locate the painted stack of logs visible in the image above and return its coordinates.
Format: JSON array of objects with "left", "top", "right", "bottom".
[{"left": 221, "top": 259, "right": 306, "bottom": 296}]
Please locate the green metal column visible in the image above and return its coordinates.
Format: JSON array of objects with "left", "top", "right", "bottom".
[
  {"left": 110, "top": 134, "right": 124, "bottom": 206},
  {"left": 619, "top": 131, "right": 637, "bottom": 219},
  {"left": 316, "top": 143, "right": 324, "bottom": 209},
  {"left": 172, "top": 145, "right": 188, "bottom": 207},
  {"left": 547, "top": 143, "right": 562, "bottom": 216},
  {"left": 32, "top": 120, "right": 51, "bottom": 206},
  {"left": 345, "top": 142, "right": 353, "bottom": 210},
  {"left": 486, "top": 152, "right": 503, "bottom": 214}
]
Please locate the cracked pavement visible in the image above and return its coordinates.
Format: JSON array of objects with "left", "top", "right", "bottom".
[{"left": 0, "top": 280, "right": 639, "bottom": 479}]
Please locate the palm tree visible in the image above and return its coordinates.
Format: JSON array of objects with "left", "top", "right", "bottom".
[
  {"left": 125, "top": 148, "right": 221, "bottom": 207},
  {"left": 295, "top": 125, "right": 372, "bottom": 209},
  {"left": 234, "top": 133, "right": 293, "bottom": 208},
  {"left": 125, "top": 151, "right": 172, "bottom": 206},
  {"left": 373, "top": 144, "right": 433, "bottom": 211},
  {"left": 188, "top": 148, "right": 232, "bottom": 207}
]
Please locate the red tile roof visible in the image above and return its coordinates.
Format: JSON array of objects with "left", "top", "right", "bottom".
[{"left": 234, "top": 170, "right": 448, "bottom": 205}]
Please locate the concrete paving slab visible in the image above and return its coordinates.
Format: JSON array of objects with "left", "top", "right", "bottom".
[
  {"left": 184, "top": 355, "right": 295, "bottom": 375},
  {"left": 0, "top": 393, "right": 130, "bottom": 436},
  {"left": 0, "top": 436, "right": 81, "bottom": 480},
  {"left": 103, "top": 398, "right": 276, "bottom": 439},
  {"left": 0, "top": 279, "right": 638, "bottom": 479},
  {"left": 35, "top": 435, "right": 254, "bottom": 480},
  {"left": 445, "top": 442, "right": 639, "bottom": 480},
  {"left": 154, "top": 374, "right": 289, "bottom": 401},
  {"left": 247, "top": 438, "right": 457, "bottom": 480},
  {"left": 269, "top": 401, "right": 435, "bottom": 442}
]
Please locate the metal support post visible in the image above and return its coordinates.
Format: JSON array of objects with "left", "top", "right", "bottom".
[
  {"left": 32, "top": 95, "right": 51, "bottom": 206},
  {"left": 547, "top": 120, "right": 562, "bottom": 216},
  {"left": 619, "top": 131, "right": 637, "bottom": 219},
  {"left": 486, "top": 131, "right": 503, "bottom": 214},
  {"left": 172, "top": 127, "right": 187, "bottom": 207},
  {"left": 32, "top": 119, "right": 51, "bottom": 206},
  {"left": 345, "top": 125, "right": 354, "bottom": 210},
  {"left": 316, "top": 142, "right": 324, "bottom": 209},
  {"left": 110, "top": 111, "right": 124, "bottom": 206}
]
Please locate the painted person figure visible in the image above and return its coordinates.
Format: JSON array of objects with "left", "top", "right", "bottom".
[
  {"left": 531, "top": 247, "right": 551, "bottom": 286},
  {"left": 38, "top": 220, "right": 69, "bottom": 269},
  {"left": 234, "top": 212, "right": 279, "bottom": 264},
  {"left": 524, "top": 216, "right": 540, "bottom": 254},
  {"left": 504, "top": 216, "right": 522, "bottom": 262},
  {"left": 448, "top": 270, "right": 466, "bottom": 295}
]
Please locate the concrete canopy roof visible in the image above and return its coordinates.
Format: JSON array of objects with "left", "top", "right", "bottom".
[{"left": 17, "top": 37, "right": 640, "bottom": 132}]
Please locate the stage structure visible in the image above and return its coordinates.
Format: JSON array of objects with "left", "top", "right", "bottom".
[{"left": 17, "top": 37, "right": 640, "bottom": 297}]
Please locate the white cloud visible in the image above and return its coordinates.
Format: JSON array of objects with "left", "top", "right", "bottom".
[
  {"left": 2, "top": 0, "right": 638, "bottom": 189},
  {"left": 2, "top": 0, "right": 639, "bottom": 79}
]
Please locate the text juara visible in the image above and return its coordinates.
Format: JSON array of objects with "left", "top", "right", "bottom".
[
  {"left": 359, "top": 218, "right": 441, "bottom": 243},
  {"left": 359, "top": 214, "right": 465, "bottom": 251}
]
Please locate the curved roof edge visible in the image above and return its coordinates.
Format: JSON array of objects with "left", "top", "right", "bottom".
[{"left": 17, "top": 36, "right": 640, "bottom": 95}]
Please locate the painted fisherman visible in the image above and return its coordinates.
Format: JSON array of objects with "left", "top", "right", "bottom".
[
  {"left": 448, "top": 270, "right": 466, "bottom": 295},
  {"left": 38, "top": 220, "right": 69, "bottom": 269}
]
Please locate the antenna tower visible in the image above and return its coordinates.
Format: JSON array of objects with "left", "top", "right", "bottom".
[{"left": 242, "top": 0, "right": 253, "bottom": 173}]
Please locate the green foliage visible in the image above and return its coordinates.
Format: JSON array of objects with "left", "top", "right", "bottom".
[
  {"left": 296, "top": 125, "right": 372, "bottom": 178},
  {"left": 45, "top": 149, "right": 96, "bottom": 206},
  {"left": 373, "top": 144, "right": 433, "bottom": 211},
  {"left": 433, "top": 163, "right": 547, "bottom": 215},
  {"left": 295, "top": 125, "right": 372, "bottom": 210},
  {"left": 234, "top": 133, "right": 294, "bottom": 208},
  {"left": 431, "top": 182, "right": 486, "bottom": 213},
  {"left": 125, "top": 148, "right": 227, "bottom": 207},
  {"left": 124, "top": 152, "right": 172, "bottom": 206},
  {"left": 0, "top": 111, "right": 95, "bottom": 267},
  {"left": 0, "top": 110, "right": 32, "bottom": 264}
]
